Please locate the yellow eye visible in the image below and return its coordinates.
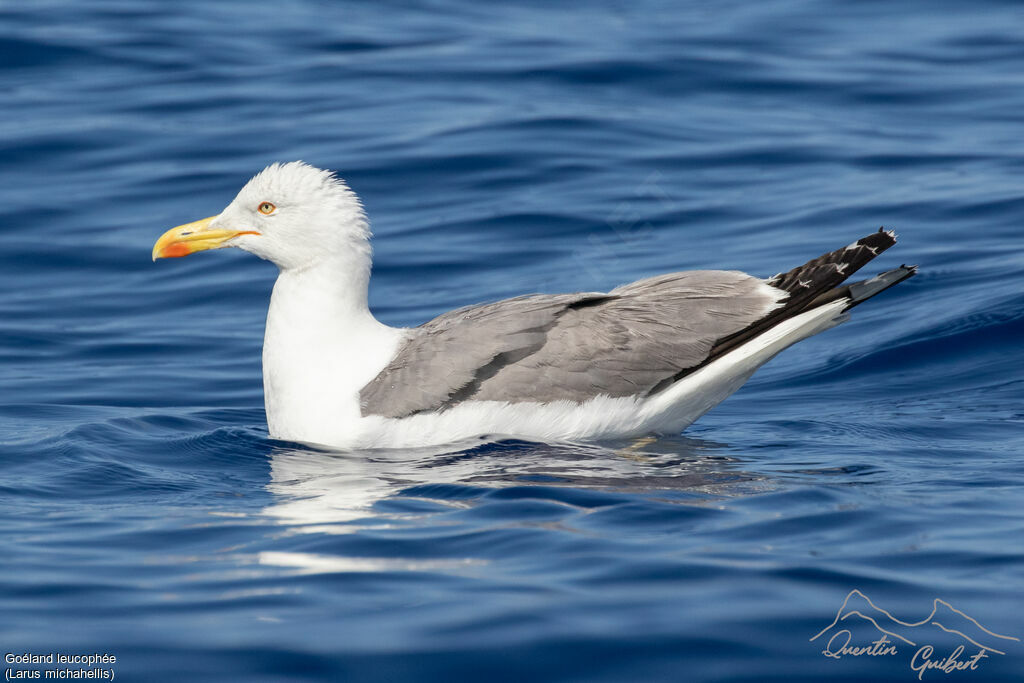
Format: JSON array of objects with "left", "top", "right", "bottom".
[{"left": 258, "top": 202, "right": 276, "bottom": 215}]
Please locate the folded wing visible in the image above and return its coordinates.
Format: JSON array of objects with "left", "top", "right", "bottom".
[{"left": 360, "top": 270, "right": 782, "bottom": 418}]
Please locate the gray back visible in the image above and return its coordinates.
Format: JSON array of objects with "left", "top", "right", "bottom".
[{"left": 360, "top": 270, "right": 781, "bottom": 418}]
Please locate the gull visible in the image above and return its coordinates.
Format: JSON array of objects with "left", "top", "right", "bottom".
[{"left": 152, "top": 162, "right": 915, "bottom": 449}]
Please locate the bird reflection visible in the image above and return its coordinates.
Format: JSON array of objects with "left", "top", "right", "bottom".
[{"left": 261, "top": 435, "right": 764, "bottom": 533}]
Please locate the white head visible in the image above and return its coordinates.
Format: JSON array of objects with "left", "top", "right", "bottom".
[{"left": 152, "top": 162, "right": 371, "bottom": 272}]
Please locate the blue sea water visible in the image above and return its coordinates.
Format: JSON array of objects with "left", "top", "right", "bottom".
[{"left": 2, "top": 0, "right": 1023, "bottom": 680}]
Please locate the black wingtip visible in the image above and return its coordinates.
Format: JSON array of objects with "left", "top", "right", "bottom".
[
  {"left": 843, "top": 264, "right": 917, "bottom": 308},
  {"left": 767, "top": 228, "right": 897, "bottom": 296}
]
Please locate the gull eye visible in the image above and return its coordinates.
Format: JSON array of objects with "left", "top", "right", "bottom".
[{"left": 258, "top": 201, "right": 276, "bottom": 215}]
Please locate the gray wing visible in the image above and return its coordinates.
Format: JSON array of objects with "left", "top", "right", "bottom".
[{"left": 360, "top": 270, "right": 782, "bottom": 418}]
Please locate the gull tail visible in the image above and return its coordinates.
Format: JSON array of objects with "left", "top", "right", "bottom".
[
  {"left": 832, "top": 264, "right": 918, "bottom": 309},
  {"left": 643, "top": 230, "right": 916, "bottom": 434},
  {"left": 700, "top": 228, "right": 916, "bottom": 366}
]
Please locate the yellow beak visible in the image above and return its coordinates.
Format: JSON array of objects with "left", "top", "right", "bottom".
[{"left": 151, "top": 216, "right": 259, "bottom": 261}]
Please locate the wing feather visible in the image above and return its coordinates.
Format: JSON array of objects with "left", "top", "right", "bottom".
[{"left": 360, "top": 271, "right": 782, "bottom": 418}]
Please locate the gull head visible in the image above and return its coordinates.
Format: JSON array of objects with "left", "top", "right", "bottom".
[{"left": 152, "top": 161, "right": 370, "bottom": 271}]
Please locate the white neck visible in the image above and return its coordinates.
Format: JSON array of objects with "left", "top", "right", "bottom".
[{"left": 262, "top": 252, "right": 404, "bottom": 444}]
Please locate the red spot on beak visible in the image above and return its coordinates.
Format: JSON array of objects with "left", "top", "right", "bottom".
[{"left": 162, "top": 242, "right": 192, "bottom": 258}]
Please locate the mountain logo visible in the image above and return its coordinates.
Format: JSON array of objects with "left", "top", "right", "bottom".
[{"left": 810, "top": 589, "right": 1018, "bottom": 679}]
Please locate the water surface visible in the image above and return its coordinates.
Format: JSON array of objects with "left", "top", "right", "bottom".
[{"left": 2, "top": 1, "right": 1023, "bottom": 681}]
